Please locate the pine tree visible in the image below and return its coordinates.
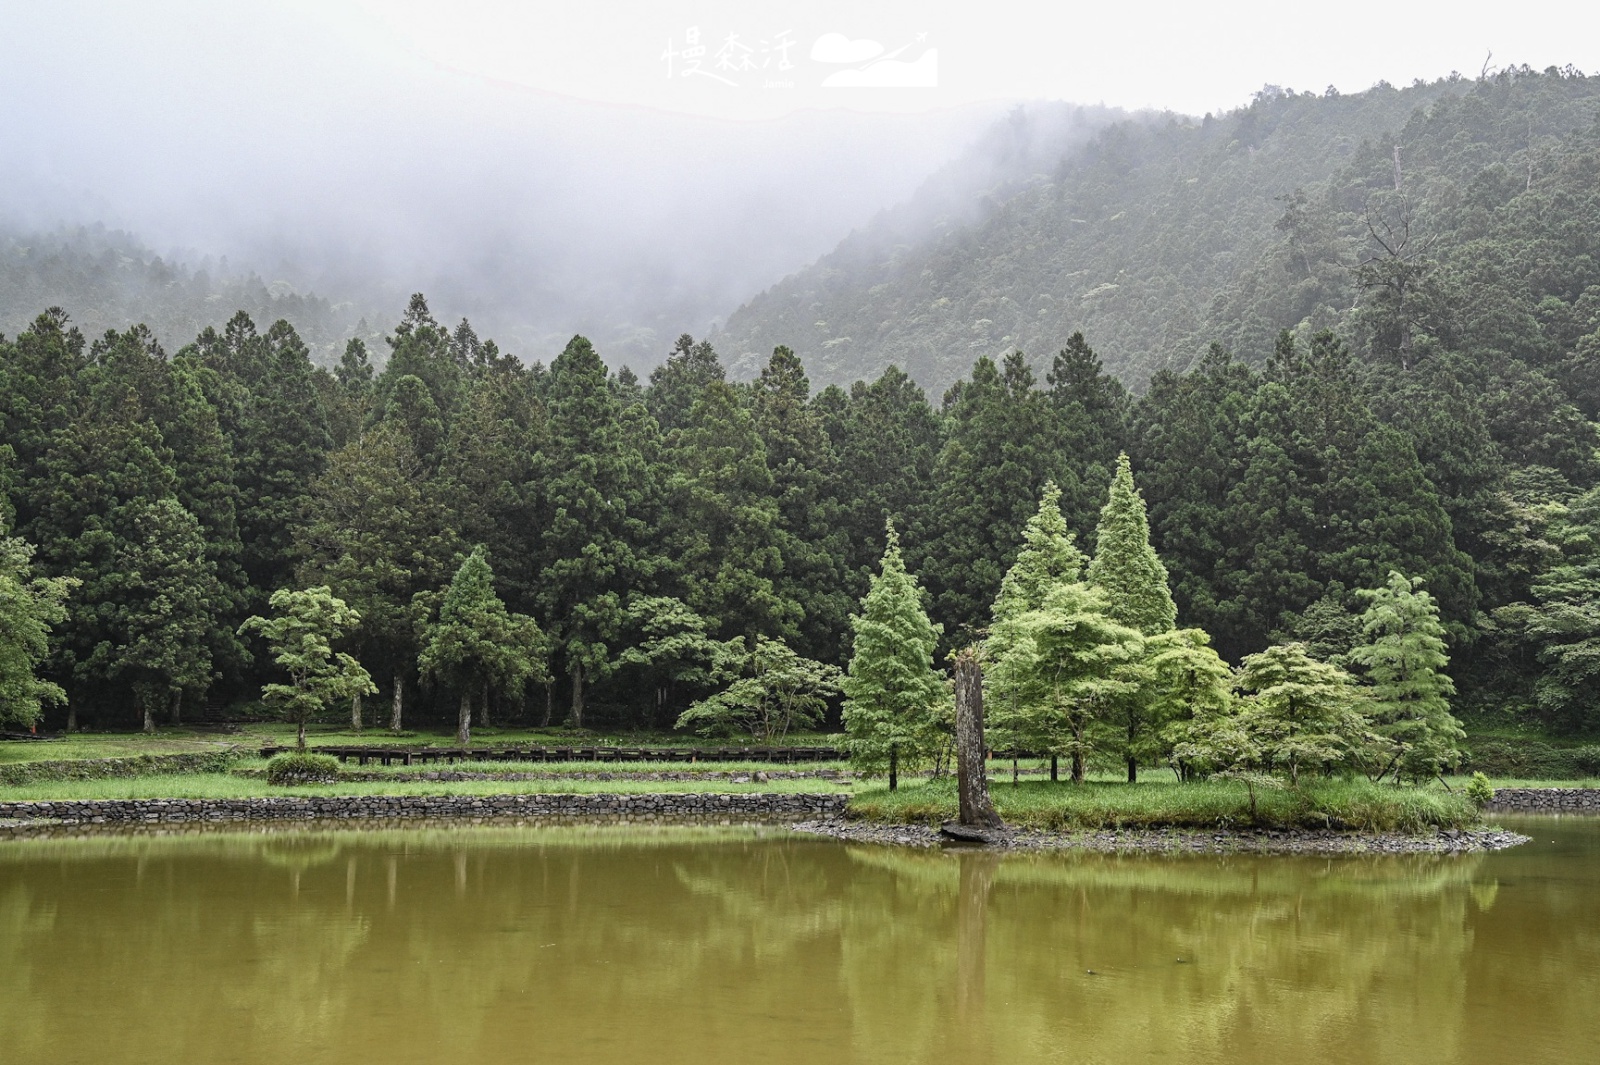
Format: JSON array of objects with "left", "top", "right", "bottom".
[
  {"left": 536, "top": 336, "right": 653, "bottom": 726},
  {"left": 1347, "top": 571, "right": 1463, "bottom": 781},
  {"left": 841, "top": 522, "right": 948, "bottom": 773},
  {"left": 418, "top": 547, "right": 546, "bottom": 745},
  {"left": 297, "top": 420, "right": 460, "bottom": 732},
  {"left": 1087, "top": 453, "right": 1177, "bottom": 636},
  {"left": 987, "top": 581, "right": 1142, "bottom": 783},
  {"left": 658, "top": 379, "right": 794, "bottom": 641},
  {"left": 751, "top": 345, "right": 852, "bottom": 662},
  {"left": 991, "top": 481, "right": 1086, "bottom": 624},
  {"left": 922, "top": 353, "right": 1076, "bottom": 644}
]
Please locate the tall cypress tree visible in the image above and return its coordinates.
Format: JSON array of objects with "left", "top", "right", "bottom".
[
  {"left": 536, "top": 336, "right": 652, "bottom": 726},
  {"left": 841, "top": 522, "right": 947, "bottom": 772},
  {"left": 751, "top": 345, "right": 851, "bottom": 662},
  {"left": 992, "top": 481, "right": 1086, "bottom": 623},
  {"left": 1087, "top": 453, "right": 1177, "bottom": 636},
  {"left": 922, "top": 352, "right": 1074, "bottom": 644}
]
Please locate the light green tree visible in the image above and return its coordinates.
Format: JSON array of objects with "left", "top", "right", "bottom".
[
  {"left": 1233, "top": 642, "right": 1369, "bottom": 784},
  {"left": 1086, "top": 452, "right": 1177, "bottom": 635},
  {"left": 1087, "top": 453, "right": 1179, "bottom": 779},
  {"left": 0, "top": 520, "right": 76, "bottom": 729},
  {"left": 239, "top": 586, "right": 376, "bottom": 749},
  {"left": 1145, "top": 627, "right": 1234, "bottom": 779},
  {"left": 677, "top": 637, "right": 842, "bottom": 743},
  {"left": 841, "top": 522, "right": 949, "bottom": 773},
  {"left": 987, "top": 581, "right": 1143, "bottom": 783},
  {"left": 991, "top": 481, "right": 1086, "bottom": 623},
  {"left": 1347, "top": 571, "right": 1463, "bottom": 782},
  {"left": 418, "top": 547, "right": 547, "bottom": 745}
]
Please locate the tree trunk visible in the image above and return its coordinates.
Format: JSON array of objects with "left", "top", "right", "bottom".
[
  {"left": 351, "top": 690, "right": 363, "bottom": 733},
  {"left": 570, "top": 660, "right": 584, "bottom": 729},
  {"left": 954, "top": 650, "right": 1002, "bottom": 828},
  {"left": 170, "top": 689, "right": 182, "bottom": 726},
  {"left": 457, "top": 688, "right": 472, "bottom": 747},
  {"left": 480, "top": 679, "right": 491, "bottom": 728},
  {"left": 66, "top": 701, "right": 77, "bottom": 733},
  {"left": 296, "top": 718, "right": 307, "bottom": 749},
  {"left": 390, "top": 670, "right": 404, "bottom": 733},
  {"left": 889, "top": 744, "right": 898, "bottom": 792},
  {"left": 1127, "top": 757, "right": 1138, "bottom": 783},
  {"left": 541, "top": 682, "right": 553, "bottom": 728},
  {"left": 142, "top": 703, "right": 155, "bottom": 734},
  {"left": 1050, "top": 755, "right": 1058, "bottom": 782}
]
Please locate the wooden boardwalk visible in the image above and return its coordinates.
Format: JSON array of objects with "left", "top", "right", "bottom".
[{"left": 258, "top": 744, "right": 845, "bottom": 766}]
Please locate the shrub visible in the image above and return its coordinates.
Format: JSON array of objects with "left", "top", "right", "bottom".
[
  {"left": 1466, "top": 772, "right": 1495, "bottom": 808},
  {"left": 266, "top": 752, "right": 341, "bottom": 786}
]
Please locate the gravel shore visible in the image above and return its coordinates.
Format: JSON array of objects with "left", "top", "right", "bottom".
[{"left": 790, "top": 818, "right": 1530, "bottom": 854}]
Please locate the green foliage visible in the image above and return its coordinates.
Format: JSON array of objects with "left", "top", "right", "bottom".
[
  {"left": 1347, "top": 571, "right": 1464, "bottom": 779},
  {"left": 676, "top": 637, "right": 842, "bottom": 743},
  {"left": 987, "top": 581, "right": 1143, "bottom": 782},
  {"left": 1086, "top": 453, "right": 1176, "bottom": 636},
  {"left": 0, "top": 520, "right": 75, "bottom": 728},
  {"left": 417, "top": 547, "right": 547, "bottom": 745},
  {"left": 841, "top": 523, "right": 948, "bottom": 772},
  {"left": 1233, "top": 643, "right": 1369, "bottom": 784},
  {"left": 990, "top": 481, "right": 1085, "bottom": 623},
  {"left": 1465, "top": 771, "right": 1495, "bottom": 807},
  {"left": 265, "top": 751, "right": 342, "bottom": 786},
  {"left": 239, "top": 586, "right": 376, "bottom": 748}
]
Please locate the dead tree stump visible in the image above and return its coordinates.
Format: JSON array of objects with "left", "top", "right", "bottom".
[{"left": 954, "top": 649, "right": 1002, "bottom": 829}]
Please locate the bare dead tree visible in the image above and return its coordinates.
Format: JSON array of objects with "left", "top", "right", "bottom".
[{"left": 1356, "top": 193, "right": 1439, "bottom": 370}]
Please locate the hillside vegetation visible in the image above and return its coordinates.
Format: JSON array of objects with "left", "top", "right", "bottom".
[{"left": 718, "top": 67, "right": 1600, "bottom": 394}]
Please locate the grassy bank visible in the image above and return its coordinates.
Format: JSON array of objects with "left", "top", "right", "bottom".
[
  {"left": 0, "top": 724, "right": 842, "bottom": 765},
  {"left": 0, "top": 773, "right": 857, "bottom": 802},
  {"left": 850, "top": 778, "right": 1481, "bottom": 833}
]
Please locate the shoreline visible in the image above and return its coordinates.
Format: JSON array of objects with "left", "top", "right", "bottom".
[
  {"left": 0, "top": 790, "right": 1535, "bottom": 853},
  {"left": 791, "top": 818, "right": 1531, "bottom": 854}
]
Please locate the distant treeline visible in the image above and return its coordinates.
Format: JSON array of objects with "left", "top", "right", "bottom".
[{"left": 4, "top": 271, "right": 1600, "bottom": 736}]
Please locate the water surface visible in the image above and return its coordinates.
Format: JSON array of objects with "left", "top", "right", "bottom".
[{"left": 1, "top": 816, "right": 1596, "bottom": 1064}]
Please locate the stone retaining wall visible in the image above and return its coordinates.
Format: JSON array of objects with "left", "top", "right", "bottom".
[
  {"left": 1487, "top": 787, "right": 1600, "bottom": 811},
  {"left": 0, "top": 792, "right": 850, "bottom": 825}
]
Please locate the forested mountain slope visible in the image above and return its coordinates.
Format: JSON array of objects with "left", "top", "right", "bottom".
[
  {"left": 717, "top": 67, "right": 1600, "bottom": 393},
  {"left": 0, "top": 225, "right": 372, "bottom": 365}
]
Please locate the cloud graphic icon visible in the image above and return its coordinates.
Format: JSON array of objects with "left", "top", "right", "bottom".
[
  {"left": 821, "top": 48, "right": 938, "bottom": 88},
  {"left": 810, "top": 33, "right": 885, "bottom": 64}
]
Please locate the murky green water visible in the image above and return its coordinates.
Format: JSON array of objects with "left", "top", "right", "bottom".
[{"left": 1, "top": 816, "right": 1596, "bottom": 1064}]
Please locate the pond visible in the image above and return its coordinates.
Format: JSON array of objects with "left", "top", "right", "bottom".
[{"left": 1, "top": 815, "right": 1595, "bottom": 1064}]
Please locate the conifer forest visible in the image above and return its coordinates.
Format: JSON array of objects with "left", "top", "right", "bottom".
[{"left": 6, "top": 67, "right": 1600, "bottom": 760}]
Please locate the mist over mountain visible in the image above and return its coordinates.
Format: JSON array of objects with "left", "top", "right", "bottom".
[
  {"left": 716, "top": 66, "right": 1600, "bottom": 394},
  {"left": 0, "top": 0, "right": 1002, "bottom": 367}
]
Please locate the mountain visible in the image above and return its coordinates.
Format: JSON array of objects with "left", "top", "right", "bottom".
[
  {"left": 0, "top": 224, "right": 375, "bottom": 363},
  {"left": 716, "top": 66, "right": 1600, "bottom": 394}
]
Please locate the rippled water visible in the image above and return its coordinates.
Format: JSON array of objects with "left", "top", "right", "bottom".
[{"left": 1, "top": 815, "right": 1596, "bottom": 1064}]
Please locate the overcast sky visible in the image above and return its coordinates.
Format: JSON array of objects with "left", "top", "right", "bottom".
[{"left": 355, "top": 0, "right": 1600, "bottom": 119}]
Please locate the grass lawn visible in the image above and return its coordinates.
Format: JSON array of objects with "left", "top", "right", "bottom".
[
  {"left": 0, "top": 723, "right": 847, "bottom": 766},
  {"left": 0, "top": 772, "right": 859, "bottom": 802},
  {"left": 850, "top": 777, "right": 1481, "bottom": 832}
]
